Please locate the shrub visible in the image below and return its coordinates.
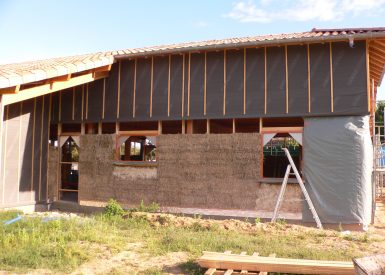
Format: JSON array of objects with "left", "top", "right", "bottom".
[
  {"left": 136, "top": 200, "right": 160, "bottom": 213},
  {"left": 104, "top": 199, "right": 125, "bottom": 217}
]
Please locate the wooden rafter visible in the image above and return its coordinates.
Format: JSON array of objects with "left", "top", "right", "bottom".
[{"left": 3, "top": 68, "right": 110, "bottom": 106}]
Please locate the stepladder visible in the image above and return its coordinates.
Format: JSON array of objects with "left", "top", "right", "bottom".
[{"left": 271, "top": 147, "right": 323, "bottom": 229}]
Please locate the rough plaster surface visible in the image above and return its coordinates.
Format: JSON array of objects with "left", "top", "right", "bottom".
[{"left": 78, "top": 134, "right": 301, "bottom": 213}]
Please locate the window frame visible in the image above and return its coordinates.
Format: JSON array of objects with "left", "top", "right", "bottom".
[
  {"left": 261, "top": 127, "right": 303, "bottom": 181},
  {"left": 116, "top": 131, "right": 158, "bottom": 162}
]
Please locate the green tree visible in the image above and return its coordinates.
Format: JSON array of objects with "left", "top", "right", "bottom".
[{"left": 376, "top": 101, "right": 385, "bottom": 125}]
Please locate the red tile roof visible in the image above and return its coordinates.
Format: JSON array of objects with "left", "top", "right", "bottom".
[{"left": 1, "top": 27, "right": 385, "bottom": 89}]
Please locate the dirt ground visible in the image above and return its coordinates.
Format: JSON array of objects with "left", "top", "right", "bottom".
[{"left": 7, "top": 209, "right": 385, "bottom": 275}]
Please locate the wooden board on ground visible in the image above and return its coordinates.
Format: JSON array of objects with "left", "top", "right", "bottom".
[
  {"left": 199, "top": 251, "right": 355, "bottom": 275},
  {"left": 353, "top": 254, "right": 385, "bottom": 275}
]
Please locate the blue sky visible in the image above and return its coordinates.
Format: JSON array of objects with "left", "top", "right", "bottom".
[{"left": 1, "top": 0, "right": 385, "bottom": 97}]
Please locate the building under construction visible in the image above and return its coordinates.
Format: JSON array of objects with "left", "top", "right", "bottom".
[{"left": 0, "top": 27, "right": 385, "bottom": 229}]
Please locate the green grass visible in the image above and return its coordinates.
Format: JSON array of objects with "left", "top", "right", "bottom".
[{"left": 0, "top": 210, "right": 381, "bottom": 274}]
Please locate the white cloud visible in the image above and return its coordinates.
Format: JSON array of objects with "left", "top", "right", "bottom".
[
  {"left": 224, "top": 0, "right": 385, "bottom": 23},
  {"left": 194, "top": 21, "right": 209, "bottom": 28}
]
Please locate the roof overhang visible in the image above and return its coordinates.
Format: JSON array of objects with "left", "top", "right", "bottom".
[{"left": 1, "top": 65, "right": 111, "bottom": 105}]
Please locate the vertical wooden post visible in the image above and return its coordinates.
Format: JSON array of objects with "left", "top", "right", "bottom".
[
  {"left": 232, "top": 119, "right": 236, "bottom": 134},
  {"left": 72, "top": 87, "right": 75, "bottom": 120},
  {"left": 329, "top": 42, "right": 334, "bottom": 113},
  {"left": 307, "top": 44, "right": 311, "bottom": 113},
  {"left": 168, "top": 55, "right": 171, "bottom": 117},
  {"left": 98, "top": 122, "right": 102, "bottom": 135},
  {"left": 38, "top": 96, "right": 45, "bottom": 202},
  {"left": 158, "top": 121, "right": 162, "bottom": 135},
  {"left": 264, "top": 47, "right": 267, "bottom": 114},
  {"left": 243, "top": 48, "right": 247, "bottom": 115},
  {"left": 115, "top": 122, "right": 120, "bottom": 134},
  {"left": 80, "top": 123, "right": 85, "bottom": 135},
  {"left": 102, "top": 78, "right": 106, "bottom": 119},
  {"left": 366, "top": 39, "right": 371, "bottom": 113},
  {"left": 85, "top": 83, "right": 89, "bottom": 120},
  {"left": 204, "top": 52, "right": 207, "bottom": 116},
  {"left": 81, "top": 85, "right": 84, "bottom": 121},
  {"left": 133, "top": 59, "right": 137, "bottom": 118},
  {"left": 0, "top": 95, "right": 4, "bottom": 204},
  {"left": 186, "top": 120, "right": 193, "bottom": 134},
  {"left": 259, "top": 118, "right": 263, "bottom": 133},
  {"left": 31, "top": 100, "right": 37, "bottom": 200},
  {"left": 117, "top": 61, "right": 121, "bottom": 119},
  {"left": 188, "top": 52, "right": 191, "bottom": 117},
  {"left": 47, "top": 94, "right": 52, "bottom": 201},
  {"left": 182, "top": 119, "right": 186, "bottom": 134},
  {"left": 285, "top": 45, "right": 289, "bottom": 114},
  {"left": 150, "top": 57, "right": 154, "bottom": 117},
  {"left": 1, "top": 105, "right": 8, "bottom": 204},
  {"left": 17, "top": 102, "right": 23, "bottom": 203},
  {"left": 182, "top": 54, "right": 185, "bottom": 117},
  {"left": 223, "top": 49, "right": 227, "bottom": 115},
  {"left": 206, "top": 119, "right": 210, "bottom": 134}
]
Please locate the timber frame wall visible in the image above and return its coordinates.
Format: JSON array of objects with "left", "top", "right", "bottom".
[
  {"left": 53, "top": 40, "right": 369, "bottom": 125},
  {"left": 0, "top": 94, "right": 50, "bottom": 207}
]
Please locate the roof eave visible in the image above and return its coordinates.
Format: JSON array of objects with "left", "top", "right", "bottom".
[{"left": 114, "top": 32, "right": 385, "bottom": 59}]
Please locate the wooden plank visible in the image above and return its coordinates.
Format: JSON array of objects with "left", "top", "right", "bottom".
[
  {"left": 224, "top": 269, "right": 233, "bottom": 275},
  {"left": 118, "top": 130, "right": 158, "bottom": 136},
  {"left": 204, "top": 268, "right": 217, "bottom": 275},
  {"left": 353, "top": 254, "right": 385, "bottom": 275},
  {"left": 240, "top": 252, "right": 248, "bottom": 274},
  {"left": 0, "top": 85, "right": 20, "bottom": 94},
  {"left": 198, "top": 252, "right": 354, "bottom": 275},
  {"left": 259, "top": 254, "right": 276, "bottom": 275},
  {"left": 261, "top": 126, "right": 303, "bottom": 133}
]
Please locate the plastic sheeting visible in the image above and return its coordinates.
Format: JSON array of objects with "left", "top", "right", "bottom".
[{"left": 303, "top": 116, "right": 372, "bottom": 225}]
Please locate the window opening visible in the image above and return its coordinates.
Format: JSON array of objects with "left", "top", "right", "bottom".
[
  {"left": 118, "top": 136, "right": 157, "bottom": 162},
  {"left": 59, "top": 136, "right": 79, "bottom": 201},
  {"left": 263, "top": 133, "right": 302, "bottom": 178}
]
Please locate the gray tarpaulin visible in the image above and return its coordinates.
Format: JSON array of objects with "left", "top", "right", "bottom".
[{"left": 303, "top": 116, "right": 372, "bottom": 226}]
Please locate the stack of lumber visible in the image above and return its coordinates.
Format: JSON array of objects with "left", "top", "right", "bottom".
[{"left": 198, "top": 251, "right": 355, "bottom": 275}]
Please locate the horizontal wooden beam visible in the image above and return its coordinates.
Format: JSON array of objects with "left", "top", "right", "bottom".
[
  {"left": 261, "top": 126, "right": 303, "bottom": 133},
  {"left": 117, "top": 130, "right": 158, "bottom": 136},
  {"left": 3, "top": 71, "right": 109, "bottom": 105},
  {"left": 198, "top": 252, "right": 354, "bottom": 275},
  {"left": 0, "top": 85, "right": 20, "bottom": 94}
]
